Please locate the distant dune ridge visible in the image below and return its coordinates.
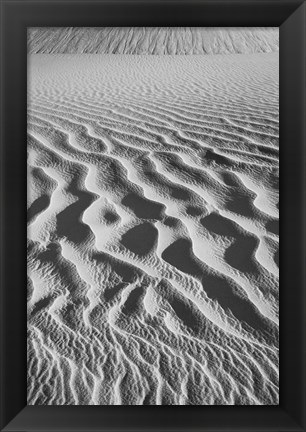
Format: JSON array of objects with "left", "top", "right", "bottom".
[
  {"left": 27, "top": 27, "right": 279, "bottom": 405},
  {"left": 28, "top": 27, "right": 279, "bottom": 55}
]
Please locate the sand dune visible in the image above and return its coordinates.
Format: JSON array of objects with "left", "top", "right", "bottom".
[
  {"left": 28, "top": 27, "right": 279, "bottom": 55},
  {"left": 27, "top": 30, "right": 278, "bottom": 405}
]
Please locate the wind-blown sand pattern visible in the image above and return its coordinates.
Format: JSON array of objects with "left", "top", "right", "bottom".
[
  {"left": 28, "top": 27, "right": 279, "bottom": 55},
  {"left": 27, "top": 28, "right": 279, "bottom": 405}
]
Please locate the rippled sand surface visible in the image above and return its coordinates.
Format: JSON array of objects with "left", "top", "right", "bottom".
[
  {"left": 27, "top": 43, "right": 279, "bottom": 405},
  {"left": 28, "top": 27, "right": 279, "bottom": 55}
]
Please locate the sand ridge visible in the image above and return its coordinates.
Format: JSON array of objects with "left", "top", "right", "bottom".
[
  {"left": 28, "top": 27, "right": 279, "bottom": 55},
  {"left": 27, "top": 43, "right": 279, "bottom": 405}
]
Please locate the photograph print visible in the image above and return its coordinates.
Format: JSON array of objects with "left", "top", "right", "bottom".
[{"left": 27, "top": 27, "right": 279, "bottom": 405}]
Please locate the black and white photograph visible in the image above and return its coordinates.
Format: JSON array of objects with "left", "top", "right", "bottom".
[{"left": 27, "top": 27, "right": 279, "bottom": 406}]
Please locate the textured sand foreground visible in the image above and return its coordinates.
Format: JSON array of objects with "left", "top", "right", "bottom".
[{"left": 27, "top": 47, "right": 279, "bottom": 405}]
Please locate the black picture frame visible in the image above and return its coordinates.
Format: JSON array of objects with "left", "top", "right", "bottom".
[{"left": 1, "top": 0, "right": 305, "bottom": 430}]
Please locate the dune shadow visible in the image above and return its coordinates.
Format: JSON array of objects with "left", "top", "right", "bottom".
[
  {"left": 204, "top": 149, "right": 233, "bottom": 168},
  {"left": 121, "top": 286, "right": 145, "bottom": 315},
  {"left": 30, "top": 295, "right": 53, "bottom": 318},
  {"left": 154, "top": 278, "right": 205, "bottom": 335},
  {"left": 28, "top": 195, "right": 50, "bottom": 224},
  {"left": 266, "top": 219, "right": 279, "bottom": 236},
  {"left": 200, "top": 212, "right": 240, "bottom": 237},
  {"left": 163, "top": 216, "right": 180, "bottom": 228},
  {"left": 224, "top": 235, "right": 259, "bottom": 273},
  {"left": 161, "top": 238, "right": 203, "bottom": 278},
  {"left": 104, "top": 282, "right": 127, "bottom": 302},
  {"left": 27, "top": 276, "right": 34, "bottom": 301},
  {"left": 38, "top": 241, "right": 62, "bottom": 263},
  {"left": 201, "top": 213, "right": 259, "bottom": 273},
  {"left": 186, "top": 206, "right": 203, "bottom": 217},
  {"left": 168, "top": 296, "right": 201, "bottom": 333},
  {"left": 56, "top": 179, "right": 96, "bottom": 244},
  {"left": 170, "top": 186, "right": 191, "bottom": 201},
  {"left": 162, "top": 238, "right": 274, "bottom": 336},
  {"left": 120, "top": 222, "right": 158, "bottom": 257},
  {"left": 103, "top": 211, "right": 120, "bottom": 224},
  {"left": 201, "top": 271, "right": 274, "bottom": 336},
  {"left": 218, "top": 171, "right": 241, "bottom": 187},
  {"left": 257, "top": 145, "right": 279, "bottom": 158},
  {"left": 121, "top": 192, "right": 165, "bottom": 220},
  {"left": 226, "top": 192, "right": 256, "bottom": 219}
]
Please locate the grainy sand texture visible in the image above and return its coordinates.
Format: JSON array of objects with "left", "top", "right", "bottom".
[{"left": 27, "top": 27, "right": 279, "bottom": 405}]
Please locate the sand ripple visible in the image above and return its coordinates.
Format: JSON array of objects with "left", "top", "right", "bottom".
[{"left": 27, "top": 52, "right": 279, "bottom": 405}]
